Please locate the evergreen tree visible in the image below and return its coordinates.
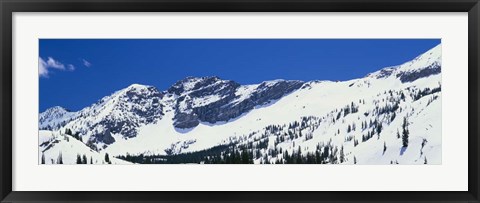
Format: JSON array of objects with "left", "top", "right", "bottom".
[
  {"left": 82, "top": 154, "right": 87, "bottom": 164},
  {"left": 283, "top": 151, "right": 290, "bottom": 164},
  {"left": 65, "top": 128, "right": 72, "bottom": 135},
  {"left": 57, "top": 152, "right": 63, "bottom": 164},
  {"left": 105, "top": 153, "right": 110, "bottom": 163},
  {"left": 376, "top": 123, "right": 382, "bottom": 139},
  {"left": 339, "top": 145, "right": 345, "bottom": 163},
  {"left": 73, "top": 132, "right": 81, "bottom": 141},
  {"left": 296, "top": 146, "right": 302, "bottom": 164},
  {"left": 383, "top": 141, "right": 387, "bottom": 155},
  {"left": 234, "top": 150, "right": 241, "bottom": 164},
  {"left": 263, "top": 153, "right": 269, "bottom": 164},
  {"left": 76, "top": 154, "right": 82, "bottom": 164},
  {"left": 390, "top": 112, "right": 396, "bottom": 122},
  {"left": 315, "top": 150, "right": 321, "bottom": 164},
  {"left": 402, "top": 117, "right": 409, "bottom": 147},
  {"left": 241, "top": 150, "right": 250, "bottom": 164},
  {"left": 330, "top": 146, "right": 338, "bottom": 164}
]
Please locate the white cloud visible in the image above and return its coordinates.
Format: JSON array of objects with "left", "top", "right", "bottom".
[
  {"left": 39, "top": 57, "right": 48, "bottom": 77},
  {"left": 67, "top": 64, "right": 75, "bottom": 71},
  {"left": 39, "top": 57, "right": 67, "bottom": 78},
  {"left": 82, "top": 59, "right": 92, "bottom": 67},
  {"left": 46, "top": 57, "right": 65, "bottom": 70},
  {"left": 39, "top": 57, "right": 88, "bottom": 78}
]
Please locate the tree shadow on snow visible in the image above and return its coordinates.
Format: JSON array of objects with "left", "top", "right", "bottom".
[
  {"left": 174, "top": 127, "right": 195, "bottom": 134},
  {"left": 400, "top": 147, "right": 407, "bottom": 156}
]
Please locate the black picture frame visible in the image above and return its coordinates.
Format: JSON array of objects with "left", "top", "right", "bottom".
[{"left": 1, "top": 0, "right": 479, "bottom": 202}]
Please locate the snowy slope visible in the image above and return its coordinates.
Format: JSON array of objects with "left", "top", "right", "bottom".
[
  {"left": 39, "top": 44, "right": 442, "bottom": 164},
  {"left": 39, "top": 130, "right": 131, "bottom": 164},
  {"left": 41, "top": 84, "right": 165, "bottom": 150}
]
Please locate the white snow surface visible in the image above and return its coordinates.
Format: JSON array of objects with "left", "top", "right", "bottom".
[
  {"left": 230, "top": 84, "right": 259, "bottom": 105},
  {"left": 192, "top": 94, "right": 223, "bottom": 108}
]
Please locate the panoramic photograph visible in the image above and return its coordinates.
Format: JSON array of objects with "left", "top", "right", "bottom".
[{"left": 39, "top": 39, "right": 442, "bottom": 164}]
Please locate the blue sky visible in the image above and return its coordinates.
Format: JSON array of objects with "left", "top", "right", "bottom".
[{"left": 39, "top": 39, "right": 440, "bottom": 112}]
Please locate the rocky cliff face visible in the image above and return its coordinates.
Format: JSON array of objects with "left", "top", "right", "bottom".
[
  {"left": 86, "top": 85, "right": 165, "bottom": 146},
  {"left": 169, "top": 77, "right": 304, "bottom": 128},
  {"left": 396, "top": 62, "right": 441, "bottom": 83}
]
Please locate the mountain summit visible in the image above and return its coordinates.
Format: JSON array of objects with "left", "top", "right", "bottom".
[{"left": 368, "top": 44, "right": 441, "bottom": 82}]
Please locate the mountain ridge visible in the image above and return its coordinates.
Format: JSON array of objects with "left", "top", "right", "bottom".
[{"left": 39, "top": 44, "right": 442, "bottom": 164}]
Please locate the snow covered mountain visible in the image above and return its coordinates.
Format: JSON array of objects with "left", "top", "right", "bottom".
[
  {"left": 39, "top": 106, "right": 77, "bottom": 130},
  {"left": 40, "top": 76, "right": 304, "bottom": 149},
  {"left": 39, "top": 44, "right": 442, "bottom": 164}
]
